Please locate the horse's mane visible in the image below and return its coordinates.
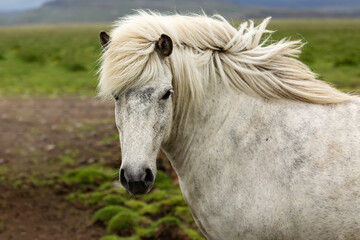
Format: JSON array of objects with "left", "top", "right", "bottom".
[{"left": 98, "top": 11, "right": 354, "bottom": 111}]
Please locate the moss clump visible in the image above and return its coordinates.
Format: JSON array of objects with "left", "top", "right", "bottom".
[
  {"left": 137, "top": 216, "right": 153, "bottom": 227},
  {"left": 113, "top": 187, "right": 128, "bottom": 195},
  {"left": 93, "top": 206, "right": 131, "bottom": 224},
  {"left": 125, "top": 200, "right": 146, "bottom": 210},
  {"left": 103, "top": 194, "right": 126, "bottom": 206},
  {"left": 153, "top": 196, "right": 187, "bottom": 216},
  {"left": 107, "top": 211, "right": 138, "bottom": 235},
  {"left": 153, "top": 216, "right": 180, "bottom": 228},
  {"left": 67, "top": 192, "right": 104, "bottom": 207},
  {"left": 142, "top": 190, "right": 167, "bottom": 202},
  {"left": 139, "top": 196, "right": 187, "bottom": 217},
  {"left": 135, "top": 227, "right": 155, "bottom": 238},
  {"left": 63, "top": 166, "right": 113, "bottom": 187},
  {"left": 162, "top": 196, "right": 186, "bottom": 207},
  {"left": 139, "top": 202, "right": 161, "bottom": 216}
]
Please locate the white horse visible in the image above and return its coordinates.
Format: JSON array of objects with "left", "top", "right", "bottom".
[{"left": 98, "top": 11, "right": 360, "bottom": 239}]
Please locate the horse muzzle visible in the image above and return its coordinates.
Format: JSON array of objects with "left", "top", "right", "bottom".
[{"left": 120, "top": 167, "right": 154, "bottom": 195}]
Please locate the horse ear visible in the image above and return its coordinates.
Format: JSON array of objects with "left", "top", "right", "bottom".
[
  {"left": 156, "top": 34, "right": 173, "bottom": 57},
  {"left": 99, "top": 31, "right": 110, "bottom": 49}
]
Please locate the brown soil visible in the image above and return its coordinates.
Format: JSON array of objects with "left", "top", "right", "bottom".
[
  {"left": 0, "top": 97, "right": 117, "bottom": 240},
  {"left": 0, "top": 97, "right": 119, "bottom": 170},
  {"left": 0, "top": 184, "right": 105, "bottom": 240}
]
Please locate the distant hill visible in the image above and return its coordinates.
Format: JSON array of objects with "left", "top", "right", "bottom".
[
  {"left": 0, "top": 0, "right": 359, "bottom": 25},
  {"left": 0, "top": 0, "right": 254, "bottom": 25}
]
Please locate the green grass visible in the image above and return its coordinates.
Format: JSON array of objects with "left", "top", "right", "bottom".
[
  {"left": 0, "top": 24, "right": 108, "bottom": 97},
  {"left": 0, "top": 19, "right": 359, "bottom": 97},
  {"left": 268, "top": 19, "right": 360, "bottom": 92}
]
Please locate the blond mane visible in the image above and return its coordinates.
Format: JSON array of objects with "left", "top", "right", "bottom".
[{"left": 98, "top": 11, "right": 354, "bottom": 112}]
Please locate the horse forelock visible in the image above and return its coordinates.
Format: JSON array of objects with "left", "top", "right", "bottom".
[{"left": 98, "top": 10, "right": 355, "bottom": 109}]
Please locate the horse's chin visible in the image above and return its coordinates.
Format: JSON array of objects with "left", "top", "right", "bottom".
[{"left": 126, "top": 184, "right": 154, "bottom": 196}]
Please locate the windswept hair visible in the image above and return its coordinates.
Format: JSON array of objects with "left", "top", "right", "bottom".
[{"left": 98, "top": 11, "right": 354, "bottom": 116}]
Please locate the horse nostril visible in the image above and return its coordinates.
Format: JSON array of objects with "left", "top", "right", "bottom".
[
  {"left": 144, "top": 168, "right": 154, "bottom": 186},
  {"left": 120, "top": 169, "right": 128, "bottom": 188}
]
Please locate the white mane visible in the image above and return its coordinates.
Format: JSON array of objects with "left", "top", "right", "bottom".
[{"left": 98, "top": 11, "right": 354, "bottom": 113}]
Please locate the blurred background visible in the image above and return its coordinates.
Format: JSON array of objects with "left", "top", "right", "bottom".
[{"left": 0, "top": 1, "right": 359, "bottom": 240}]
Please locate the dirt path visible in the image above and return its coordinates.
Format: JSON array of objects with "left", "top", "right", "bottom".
[{"left": 0, "top": 97, "right": 118, "bottom": 240}]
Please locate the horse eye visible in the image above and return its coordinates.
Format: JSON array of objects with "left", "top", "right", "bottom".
[
  {"left": 114, "top": 95, "right": 119, "bottom": 101},
  {"left": 161, "top": 90, "right": 173, "bottom": 100}
]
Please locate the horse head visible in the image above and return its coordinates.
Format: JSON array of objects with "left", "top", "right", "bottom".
[{"left": 100, "top": 32, "right": 174, "bottom": 195}]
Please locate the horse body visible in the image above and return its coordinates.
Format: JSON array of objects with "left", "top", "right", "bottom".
[
  {"left": 163, "top": 84, "right": 360, "bottom": 239},
  {"left": 98, "top": 11, "right": 360, "bottom": 239}
]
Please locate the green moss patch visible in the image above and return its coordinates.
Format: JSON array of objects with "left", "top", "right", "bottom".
[
  {"left": 93, "top": 206, "right": 132, "bottom": 224},
  {"left": 107, "top": 211, "right": 138, "bottom": 235},
  {"left": 67, "top": 191, "right": 105, "bottom": 207},
  {"left": 142, "top": 190, "right": 167, "bottom": 202},
  {"left": 153, "top": 216, "right": 180, "bottom": 228},
  {"left": 103, "top": 194, "right": 126, "bottom": 206},
  {"left": 62, "top": 166, "right": 114, "bottom": 187},
  {"left": 51, "top": 165, "right": 204, "bottom": 239},
  {"left": 124, "top": 200, "right": 146, "bottom": 210}
]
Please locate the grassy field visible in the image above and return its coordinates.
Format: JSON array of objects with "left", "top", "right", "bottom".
[
  {"left": 0, "top": 24, "right": 108, "bottom": 96},
  {"left": 269, "top": 19, "right": 360, "bottom": 91},
  {"left": 0, "top": 19, "right": 359, "bottom": 96}
]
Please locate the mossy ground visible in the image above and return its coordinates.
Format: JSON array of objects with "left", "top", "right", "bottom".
[
  {"left": 1, "top": 161, "right": 203, "bottom": 239},
  {"left": 61, "top": 165, "right": 204, "bottom": 239}
]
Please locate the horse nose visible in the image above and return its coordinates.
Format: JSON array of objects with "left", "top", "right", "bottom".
[{"left": 120, "top": 167, "right": 154, "bottom": 195}]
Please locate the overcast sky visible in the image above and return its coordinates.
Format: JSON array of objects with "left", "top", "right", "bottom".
[{"left": 0, "top": 0, "right": 50, "bottom": 12}]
